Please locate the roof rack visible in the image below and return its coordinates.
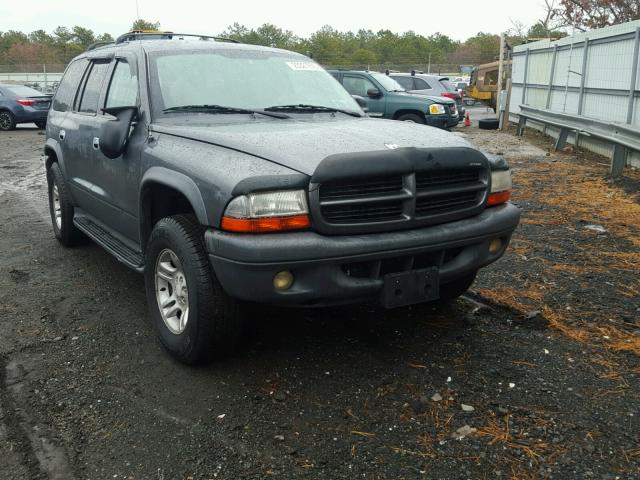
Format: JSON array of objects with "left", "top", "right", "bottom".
[
  {"left": 115, "top": 31, "right": 239, "bottom": 44},
  {"left": 86, "top": 41, "right": 115, "bottom": 51}
]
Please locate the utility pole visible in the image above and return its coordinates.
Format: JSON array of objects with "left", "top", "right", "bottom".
[
  {"left": 136, "top": 0, "right": 140, "bottom": 20},
  {"left": 428, "top": 53, "right": 431, "bottom": 73},
  {"left": 496, "top": 33, "right": 505, "bottom": 121}
]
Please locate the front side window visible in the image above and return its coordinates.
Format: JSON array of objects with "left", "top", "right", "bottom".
[
  {"left": 342, "top": 75, "right": 376, "bottom": 97},
  {"left": 149, "top": 49, "right": 359, "bottom": 118},
  {"left": 78, "top": 60, "right": 110, "bottom": 113},
  {"left": 53, "top": 60, "right": 87, "bottom": 112},
  {"left": 105, "top": 60, "right": 138, "bottom": 108}
]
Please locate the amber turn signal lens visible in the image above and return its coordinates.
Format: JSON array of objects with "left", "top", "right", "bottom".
[
  {"left": 221, "top": 214, "right": 311, "bottom": 233},
  {"left": 486, "top": 190, "right": 511, "bottom": 207}
]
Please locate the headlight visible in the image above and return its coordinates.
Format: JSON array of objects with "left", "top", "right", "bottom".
[
  {"left": 429, "top": 104, "right": 446, "bottom": 115},
  {"left": 487, "top": 170, "right": 512, "bottom": 207},
  {"left": 221, "top": 190, "right": 311, "bottom": 233}
]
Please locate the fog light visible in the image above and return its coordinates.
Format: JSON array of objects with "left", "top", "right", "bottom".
[
  {"left": 489, "top": 238, "right": 502, "bottom": 254},
  {"left": 273, "top": 270, "right": 294, "bottom": 291}
]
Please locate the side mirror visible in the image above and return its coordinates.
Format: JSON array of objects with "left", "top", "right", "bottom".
[
  {"left": 366, "top": 87, "right": 382, "bottom": 98},
  {"left": 352, "top": 95, "right": 368, "bottom": 112},
  {"left": 99, "top": 106, "right": 138, "bottom": 159}
]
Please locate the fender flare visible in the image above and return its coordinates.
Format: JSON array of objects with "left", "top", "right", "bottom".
[{"left": 139, "top": 166, "right": 209, "bottom": 226}]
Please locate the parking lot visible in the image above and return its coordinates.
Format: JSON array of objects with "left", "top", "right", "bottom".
[{"left": 1, "top": 113, "right": 639, "bottom": 479}]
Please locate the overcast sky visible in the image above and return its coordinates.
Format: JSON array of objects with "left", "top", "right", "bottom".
[{"left": 4, "top": 0, "right": 547, "bottom": 40}]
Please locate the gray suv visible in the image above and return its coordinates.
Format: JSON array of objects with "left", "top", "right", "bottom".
[{"left": 44, "top": 32, "right": 519, "bottom": 364}]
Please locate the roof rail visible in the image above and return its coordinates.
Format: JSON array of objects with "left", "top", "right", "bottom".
[
  {"left": 115, "top": 31, "right": 239, "bottom": 44},
  {"left": 86, "top": 41, "right": 115, "bottom": 51}
]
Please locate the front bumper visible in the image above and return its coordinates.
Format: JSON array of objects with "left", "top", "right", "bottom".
[
  {"left": 205, "top": 203, "right": 520, "bottom": 307},
  {"left": 425, "top": 114, "right": 458, "bottom": 129}
]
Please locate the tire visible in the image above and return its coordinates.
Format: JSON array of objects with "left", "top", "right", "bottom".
[
  {"left": 397, "top": 113, "right": 425, "bottom": 124},
  {"left": 47, "top": 163, "right": 86, "bottom": 246},
  {"left": 0, "top": 110, "right": 16, "bottom": 131},
  {"left": 438, "top": 271, "right": 477, "bottom": 303},
  {"left": 144, "top": 214, "right": 244, "bottom": 364},
  {"left": 478, "top": 118, "right": 499, "bottom": 130},
  {"left": 35, "top": 121, "right": 46, "bottom": 129}
]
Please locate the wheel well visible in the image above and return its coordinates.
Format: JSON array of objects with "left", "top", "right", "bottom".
[
  {"left": 393, "top": 109, "right": 425, "bottom": 121},
  {"left": 141, "top": 183, "right": 197, "bottom": 248},
  {"left": 44, "top": 147, "right": 57, "bottom": 170}
]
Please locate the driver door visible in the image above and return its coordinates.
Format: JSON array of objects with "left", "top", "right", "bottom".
[{"left": 342, "top": 74, "right": 386, "bottom": 117}]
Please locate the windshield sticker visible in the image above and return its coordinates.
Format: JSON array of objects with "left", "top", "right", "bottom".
[{"left": 286, "top": 61, "right": 322, "bottom": 71}]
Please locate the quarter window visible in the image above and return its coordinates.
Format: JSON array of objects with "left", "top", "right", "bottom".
[
  {"left": 105, "top": 60, "right": 138, "bottom": 108},
  {"left": 78, "top": 61, "right": 110, "bottom": 114},
  {"left": 52, "top": 60, "right": 87, "bottom": 112}
]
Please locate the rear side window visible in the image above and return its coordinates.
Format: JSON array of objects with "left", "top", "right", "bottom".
[
  {"left": 414, "top": 78, "right": 432, "bottom": 90},
  {"left": 52, "top": 60, "right": 87, "bottom": 112},
  {"left": 78, "top": 61, "right": 110, "bottom": 113}
]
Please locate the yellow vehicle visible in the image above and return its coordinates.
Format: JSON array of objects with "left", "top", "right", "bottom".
[{"left": 468, "top": 60, "right": 510, "bottom": 110}]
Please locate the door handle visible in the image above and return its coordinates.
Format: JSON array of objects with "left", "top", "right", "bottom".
[
  {"left": 59, "top": 130, "right": 65, "bottom": 141},
  {"left": 92, "top": 137, "right": 100, "bottom": 150}
]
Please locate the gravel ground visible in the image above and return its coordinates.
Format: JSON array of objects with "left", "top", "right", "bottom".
[{"left": 0, "top": 116, "right": 638, "bottom": 480}]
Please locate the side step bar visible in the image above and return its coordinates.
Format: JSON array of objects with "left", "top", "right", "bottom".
[{"left": 74, "top": 216, "right": 144, "bottom": 272}]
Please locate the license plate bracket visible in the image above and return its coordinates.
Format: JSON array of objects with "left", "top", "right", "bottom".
[{"left": 381, "top": 267, "right": 439, "bottom": 308}]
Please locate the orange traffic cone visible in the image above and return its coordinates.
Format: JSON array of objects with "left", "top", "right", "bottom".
[{"left": 464, "top": 111, "right": 471, "bottom": 127}]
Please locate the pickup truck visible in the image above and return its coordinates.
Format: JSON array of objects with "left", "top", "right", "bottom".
[
  {"left": 328, "top": 70, "right": 460, "bottom": 129},
  {"left": 44, "top": 32, "right": 520, "bottom": 364}
]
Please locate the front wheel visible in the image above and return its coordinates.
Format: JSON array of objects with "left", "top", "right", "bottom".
[
  {"left": 397, "top": 113, "right": 425, "bottom": 124},
  {"left": 144, "top": 215, "right": 244, "bottom": 364}
]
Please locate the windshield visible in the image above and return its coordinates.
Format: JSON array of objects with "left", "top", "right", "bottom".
[
  {"left": 149, "top": 49, "right": 360, "bottom": 118},
  {"left": 4, "top": 85, "right": 44, "bottom": 96},
  {"left": 370, "top": 72, "right": 405, "bottom": 92}
]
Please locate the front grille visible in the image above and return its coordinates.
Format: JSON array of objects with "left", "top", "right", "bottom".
[
  {"left": 319, "top": 176, "right": 403, "bottom": 200},
  {"left": 314, "top": 165, "right": 488, "bottom": 234}
]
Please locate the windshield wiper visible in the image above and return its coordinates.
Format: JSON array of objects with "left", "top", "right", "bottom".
[
  {"left": 163, "top": 104, "right": 289, "bottom": 119},
  {"left": 264, "top": 104, "right": 362, "bottom": 117}
]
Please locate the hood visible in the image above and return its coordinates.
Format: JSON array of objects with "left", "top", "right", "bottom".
[{"left": 151, "top": 116, "right": 473, "bottom": 176}]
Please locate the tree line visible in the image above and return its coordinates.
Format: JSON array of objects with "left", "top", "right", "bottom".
[{"left": 2, "top": 0, "right": 638, "bottom": 69}]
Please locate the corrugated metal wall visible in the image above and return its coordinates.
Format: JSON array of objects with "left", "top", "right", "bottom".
[{"left": 510, "top": 20, "right": 640, "bottom": 168}]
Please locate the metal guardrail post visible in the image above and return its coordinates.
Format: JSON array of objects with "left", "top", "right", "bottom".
[
  {"left": 546, "top": 45, "right": 558, "bottom": 109},
  {"left": 521, "top": 48, "right": 530, "bottom": 105},
  {"left": 626, "top": 27, "right": 640, "bottom": 124},
  {"left": 577, "top": 38, "right": 589, "bottom": 115},
  {"left": 611, "top": 145, "right": 627, "bottom": 176}
]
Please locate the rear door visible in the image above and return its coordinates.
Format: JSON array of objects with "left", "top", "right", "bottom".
[{"left": 49, "top": 59, "right": 89, "bottom": 174}]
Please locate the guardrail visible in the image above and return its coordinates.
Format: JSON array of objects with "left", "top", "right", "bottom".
[{"left": 515, "top": 105, "right": 640, "bottom": 177}]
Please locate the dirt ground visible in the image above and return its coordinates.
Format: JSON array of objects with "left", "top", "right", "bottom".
[{"left": 0, "top": 116, "right": 639, "bottom": 480}]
